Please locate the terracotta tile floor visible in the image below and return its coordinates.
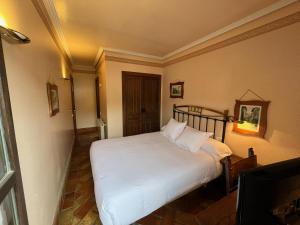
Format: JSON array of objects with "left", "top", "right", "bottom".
[{"left": 58, "top": 132, "right": 226, "bottom": 225}]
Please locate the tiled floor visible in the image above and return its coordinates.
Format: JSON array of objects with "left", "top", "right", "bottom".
[{"left": 58, "top": 132, "right": 228, "bottom": 225}]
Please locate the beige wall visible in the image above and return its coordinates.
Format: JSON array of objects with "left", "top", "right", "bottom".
[
  {"left": 1, "top": 1, "right": 74, "bottom": 225},
  {"left": 105, "top": 61, "right": 163, "bottom": 138},
  {"left": 73, "top": 72, "right": 97, "bottom": 129},
  {"left": 162, "top": 22, "right": 300, "bottom": 165}
]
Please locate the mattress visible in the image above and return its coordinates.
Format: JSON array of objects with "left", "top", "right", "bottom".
[{"left": 90, "top": 132, "right": 222, "bottom": 225}]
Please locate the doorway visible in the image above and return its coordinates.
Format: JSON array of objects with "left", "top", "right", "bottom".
[
  {"left": 122, "top": 71, "right": 161, "bottom": 136},
  {"left": 70, "top": 75, "right": 77, "bottom": 136}
]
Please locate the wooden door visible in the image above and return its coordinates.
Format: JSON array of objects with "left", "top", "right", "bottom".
[
  {"left": 142, "top": 76, "right": 161, "bottom": 133},
  {"left": 70, "top": 75, "right": 77, "bottom": 135},
  {"left": 122, "top": 72, "right": 161, "bottom": 136}
]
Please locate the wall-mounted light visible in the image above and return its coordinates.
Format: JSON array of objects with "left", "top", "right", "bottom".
[
  {"left": 61, "top": 76, "right": 70, "bottom": 80},
  {"left": 0, "top": 25, "right": 30, "bottom": 44},
  {"left": 60, "top": 73, "right": 70, "bottom": 80}
]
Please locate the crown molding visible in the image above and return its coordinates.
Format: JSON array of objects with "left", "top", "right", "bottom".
[
  {"left": 105, "top": 55, "right": 163, "bottom": 68},
  {"left": 94, "top": 48, "right": 104, "bottom": 67},
  {"left": 163, "top": 0, "right": 298, "bottom": 60},
  {"left": 163, "top": 12, "right": 300, "bottom": 66},
  {"left": 72, "top": 65, "right": 96, "bottom": 74},
  {"left": 96, "top": 0, "right": 299, "bottom": 67},
  {"left": 103, "top": 48, "right": 163, "bottom": 60},
  {"left": 31, "top": 0, "right": 72, "bottom": 67},
  {"left": 32, "top": 0, "right": 298, "bottom": 69}
]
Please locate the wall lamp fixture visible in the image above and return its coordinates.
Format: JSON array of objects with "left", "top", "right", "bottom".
[{"left": 0, "top": 25, "right": 30, "bottom": 44}]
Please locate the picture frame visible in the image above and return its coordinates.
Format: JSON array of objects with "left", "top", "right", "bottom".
[
  {"left": 170, "top": 82, "right": 184, "bottom": 98},
  {"left": 47, "top": 82, "right": 59, "bottom": 117},
  {"left": 233, "top": 100, "right": 270, "bottom": 138}
]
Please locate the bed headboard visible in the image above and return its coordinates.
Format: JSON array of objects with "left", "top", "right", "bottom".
[{"left": 173, "top": 104, "right": 229, "bottom": 143}]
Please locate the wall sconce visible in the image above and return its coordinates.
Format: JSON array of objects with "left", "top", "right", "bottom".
[
  {"left": 0, "top": 25, "right": 30, "bottom": 44},
  {"left": 60, "top": 75, "right": 70, "bottom": 80}
]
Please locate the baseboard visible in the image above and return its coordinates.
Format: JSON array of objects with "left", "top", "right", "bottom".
[
  {"left": 52, "top": 136, "right": 75, "bottom": 225},
  {"left": 76, "top": 126, "right": 98, "bottom": 134}
]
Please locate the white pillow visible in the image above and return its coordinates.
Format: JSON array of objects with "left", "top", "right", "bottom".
[
  {"left": 175, "top": 126, "right": 211, "bottom": 152},
  {"left": 161, "top": 118, "right": 186, "bottom": 141},
  {"left": 201, "top": 138, "right": 232, "bottom": 160}
]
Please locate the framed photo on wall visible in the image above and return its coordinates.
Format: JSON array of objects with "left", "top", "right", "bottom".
[
  {"left": 47, "top": 82, "right": 59, "bottom": 117},
  {"left": 233, "top": 100, "right": 270, "bottom": 138},
  {"left": 170, "top": 82, "right": 184, "bottom": 98}
]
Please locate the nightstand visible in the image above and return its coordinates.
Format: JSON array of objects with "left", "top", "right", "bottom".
[{"left": 221, "top": 149, "right": 258, "bottom": 195}]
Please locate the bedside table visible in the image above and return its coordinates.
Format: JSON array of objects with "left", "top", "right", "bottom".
[{"left": 221, "top": 149, "right": 258, "bottom": 195}]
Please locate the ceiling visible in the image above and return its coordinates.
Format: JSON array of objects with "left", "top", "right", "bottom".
[{"left": 54, "top": 0, "right": 279, "bottom": 66}]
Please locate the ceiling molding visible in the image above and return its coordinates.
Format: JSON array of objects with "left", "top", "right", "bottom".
[
  {"left": 103, "top": 48, "right": 163, "bottom": 60},
  {"left": 95, "top": 0, "right": 298, "bottom": 67},
  {"left": 105, "top": 55, "right": 163, "bottom": 68},
  {"left": 102, "top": 11, "right": 300, "bottom": 68},
  {"left": 163, "top": 0, "right": 298, "bottom": 60},
  {"left": 163, "top": 11, "right": 300, "bottom": 66},
  {"left": 72, "top": 65, "right": 96, "bottom": 74},
  {"left": 32, "top": 0, "right": 298, "bottom": 69},
  {"left": 31, "top": 0, "right": 72, "bottom": 67},
  {"left": 94, "top": 48, "right": 104, "bottom": 67},
  {"left": 72, "top": 69, "right": 96, "bottom": 75}
]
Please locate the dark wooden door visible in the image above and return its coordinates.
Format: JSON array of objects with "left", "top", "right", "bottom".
[
  {"left": 70, "top": 75, "right": 77, "bottom": 135},
  {"left": 142, "top": 76, "right": 161, "bottom": 133},
  {"left": 122, "top": 72, "right": 161, "bottom": 136}
]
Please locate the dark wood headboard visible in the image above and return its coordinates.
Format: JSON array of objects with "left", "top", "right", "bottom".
[{"left": 173, "top": 104, "right": 229, "bottom": 143}]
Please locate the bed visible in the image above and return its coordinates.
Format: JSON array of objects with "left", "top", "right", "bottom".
[{"left": 90, "top": 104, "right": 231, "bottom": 225}]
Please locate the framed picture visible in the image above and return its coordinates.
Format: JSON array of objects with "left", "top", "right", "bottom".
[
  {"left": 170, "top": 82, "right": 184, "bottom": 98},
  {"left": 47, "top": 82, "right": 59, "bottom": 117},
  {"left": 233, "top": 100, "right": 270, "bottom": 138}
]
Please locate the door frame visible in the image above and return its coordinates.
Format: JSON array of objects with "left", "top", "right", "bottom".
[
  {"left": 95, "top": 77, "right": 100, "bottom": 119},
  {"left": 70, "top": 75, "right": 77, "bottom": 136},
  {"left": 0, "top": 40, "right": 28, "bottom": 224},
  {"left": 122, "top": 71, "right": 161, "bottom": 136}
]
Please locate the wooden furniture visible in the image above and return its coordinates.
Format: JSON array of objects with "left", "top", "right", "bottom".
[
  {"left": 221, "top": 148, "right": 258, "bottom": 195},
  {"left": 196, "top": 150, "right": 257, "bottom": 225},
  {"left": 122, "top": 71, "right": 161, "bottom": 136}
]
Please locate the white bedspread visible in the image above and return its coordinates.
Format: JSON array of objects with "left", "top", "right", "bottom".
[{"left": 90, "top": 132, "right": 222, "bottom": 225}]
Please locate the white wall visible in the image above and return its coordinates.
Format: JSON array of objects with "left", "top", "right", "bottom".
[
  {"left": 73, "top": 72, "right": 97, "bottom": 129},
  {"left": 1, "top": 1, "right": 74, "bottom": 225},
  {"left": 105, "top": 61, "right": 163, "bottom": 138}
]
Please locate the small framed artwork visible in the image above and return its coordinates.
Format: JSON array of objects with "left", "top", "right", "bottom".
[
  {"left": 233, "top": 100, "right": 270, "bottom": 138},
  {"left": 47, "top": 82, "right": 59, "bottom": 117},
  {"left": 170, "top": 82, "right": 184, "bottom": 98}
]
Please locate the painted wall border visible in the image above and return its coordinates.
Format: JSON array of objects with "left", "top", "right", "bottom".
[
  {"left": 105, "top": 55, "right": 163, "bottom": 68},
  {"left": 31, "top": 0, "right": 72, "bottom": 68},
  {"left": 164, "top": 12, "right": 300, "bottom": 66}
]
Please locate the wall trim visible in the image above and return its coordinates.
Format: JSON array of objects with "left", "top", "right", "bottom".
[
  {"left": 72, "top": 69, "right": 96, "bottom": 74},
  {"left": 32, "top": 0, "right": 299, "bottom": 69},
  {"left": 105, "top": 55, "right": 163, "bottom": 68},
  {"left": 102, "top": 12, "right": 300, "bottom": 68},
  {"left": 31, "top": 0, "right": 72, "bottom": 68},
  {"left": 103, "top": 48, "right": 163, "bottom": 60},
  {"left": 72, "top": 65, "right": 96, "bottom": 74},
  {"left": 163, "top": 0, "right": 298, "bottom": 59},
  {"left": 163, "top": 11, "right": 300, "bottom": 66}
]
